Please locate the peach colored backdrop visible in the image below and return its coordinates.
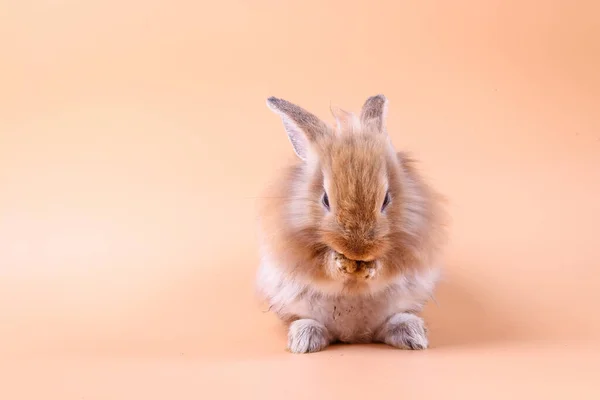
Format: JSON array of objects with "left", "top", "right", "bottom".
[{"left": 1, "top": 0, "right": 599, "bottom": 398}]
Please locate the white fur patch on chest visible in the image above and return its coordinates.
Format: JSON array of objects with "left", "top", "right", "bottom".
[{"left": 256, "top": 254, "right": 440, "bottom": 343}]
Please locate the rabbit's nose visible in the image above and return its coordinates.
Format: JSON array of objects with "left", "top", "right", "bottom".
[{"left": 342, "top": 235, "right": 377, "bottom": 260}]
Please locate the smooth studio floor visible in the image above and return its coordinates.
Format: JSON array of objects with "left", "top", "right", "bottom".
[{"left": 1, "top": 1, "right": 599, "bottom": 399}]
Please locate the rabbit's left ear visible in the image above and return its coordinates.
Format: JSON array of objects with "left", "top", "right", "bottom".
[{"left": 360, "top": 94, "right": 388, "bottom": 133}]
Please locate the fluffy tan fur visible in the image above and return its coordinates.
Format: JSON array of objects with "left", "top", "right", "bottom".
[{"left": 257, "top": 95, "right": 447, "bottom": 353}]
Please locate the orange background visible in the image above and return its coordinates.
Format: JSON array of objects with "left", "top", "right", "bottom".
[{"left": 1, "top": 0, "right": 599, "bottom": 398}]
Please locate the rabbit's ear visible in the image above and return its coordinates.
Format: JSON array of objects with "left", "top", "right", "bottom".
[
  {"left": 360, "top": 94, "right": 388, "bottom": 133},
  {"left": 266, "top": 97, "right": 328, "bottom": 161}
]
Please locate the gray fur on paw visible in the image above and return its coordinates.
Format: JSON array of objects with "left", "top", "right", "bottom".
[
  {"left": 287, "top": 319, "right": 330, "bottom": 354},
  {"left": 380, "top": 313, "right": 428, "bottom": 350}
]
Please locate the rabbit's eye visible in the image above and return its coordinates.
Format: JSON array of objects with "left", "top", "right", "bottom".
[
  {"left": 322, "top": 192, "right": 330, "bottom": 210},
  {"left": 381, "top": 191, "right": 391, "bottom": 211}
]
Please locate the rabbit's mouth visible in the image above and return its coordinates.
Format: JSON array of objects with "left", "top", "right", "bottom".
[
  {"left": 332, "top": 251, "right": 378, "bottom": 280},
  {"left": 330, "top": 249, "right": 376, "bottom": 263},
  {"left": 323, "top": 234, "right": 385, "bottom": 262}
]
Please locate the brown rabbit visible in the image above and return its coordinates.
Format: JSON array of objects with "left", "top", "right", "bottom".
[{"left": 256, "top": 95, "right": 447, "bottom": 353}]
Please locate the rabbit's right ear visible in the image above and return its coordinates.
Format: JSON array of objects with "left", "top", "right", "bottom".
[{"left": 266, "top": 97, "right": 328, "bottom": 161}]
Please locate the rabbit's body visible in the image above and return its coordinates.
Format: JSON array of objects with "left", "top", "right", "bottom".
[{"left": 257, "top": 95, "right": 446, "bottom": 353}]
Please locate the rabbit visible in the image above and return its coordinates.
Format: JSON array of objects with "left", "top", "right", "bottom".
[{"left": 256, "top": 94, "right": 447, "bottom": 353}]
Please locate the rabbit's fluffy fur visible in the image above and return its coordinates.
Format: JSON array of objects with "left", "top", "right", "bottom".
[{"left": 256, "top": 95, "right": 447, "bottom": 353}]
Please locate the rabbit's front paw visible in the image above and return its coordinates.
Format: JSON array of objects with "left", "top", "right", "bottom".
[
  {"left": 378, "top": 313, "right": 428, "bottom": 350},
  {"left": 287, "top": 319, "right": 330, "bottom": 354}
]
